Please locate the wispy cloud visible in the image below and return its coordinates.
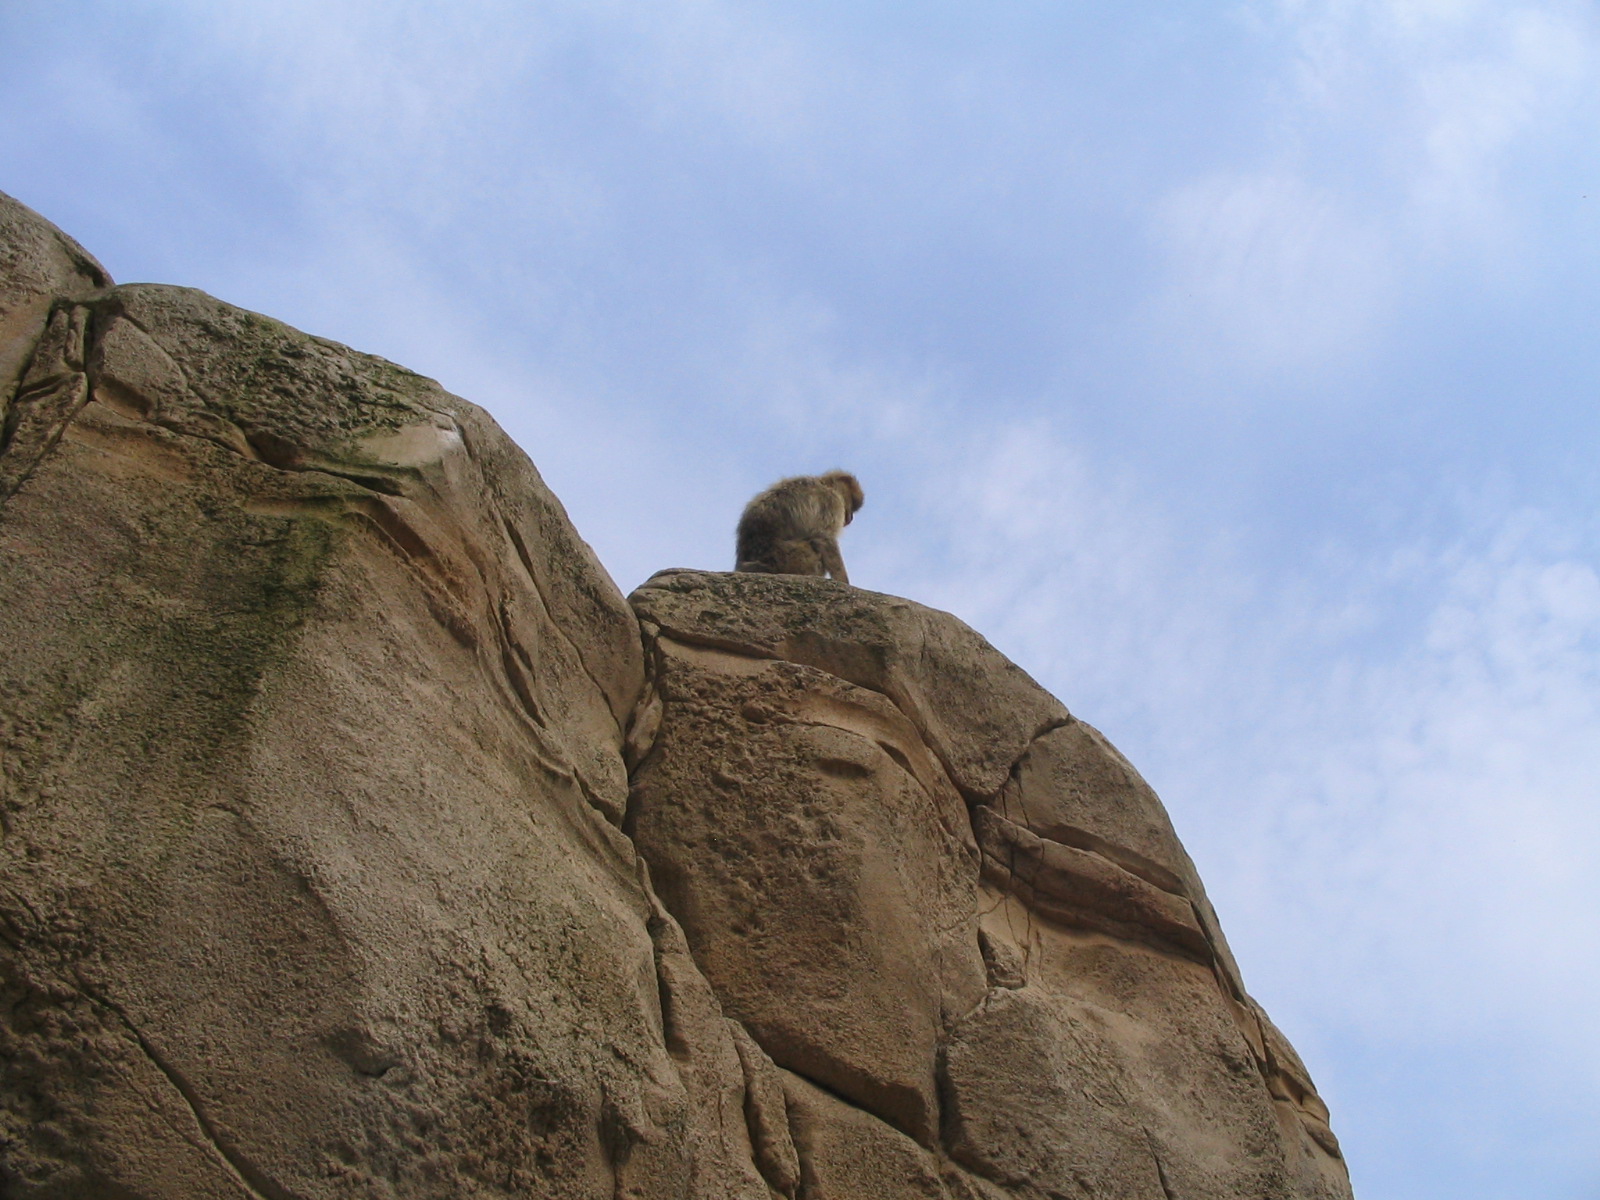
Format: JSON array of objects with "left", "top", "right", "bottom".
[
  {"left": 1154, "top": 171, "right": 1395, "bottom": 369},
  {"left": 1152, "top": 0, "right": 1600, "bottom": 373}
]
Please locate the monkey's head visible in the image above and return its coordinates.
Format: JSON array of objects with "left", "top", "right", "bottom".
[{"left": 821, "top": 471, "right": 865, "bottom": 525}]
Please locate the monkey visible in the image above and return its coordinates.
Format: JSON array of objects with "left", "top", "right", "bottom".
[{"left": 735, "top": 471, "right": 864, "bottom": 583}]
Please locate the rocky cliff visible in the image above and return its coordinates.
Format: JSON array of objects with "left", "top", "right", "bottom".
[{"left": 0, "top": 191, "right": 1351, "bottom": 1200}]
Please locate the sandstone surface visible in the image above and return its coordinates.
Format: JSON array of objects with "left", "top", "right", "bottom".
[
  {"left": 0, "top": 189, "right": 732, "bottom": 1199},
  {"left": 628, "top": 571, "right": 1351, "bottom": 1200},
  {"left": 0, "top": 191, "right": 1351, "bottom": 1198}
]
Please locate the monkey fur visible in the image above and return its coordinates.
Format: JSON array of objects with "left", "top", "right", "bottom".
[{"left": 735, "top": 471, "right": 864, "bottom": 583}]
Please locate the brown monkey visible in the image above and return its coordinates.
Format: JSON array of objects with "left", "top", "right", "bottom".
[{"left": 735, "top": 471, "right": 864, "bottom": 583}]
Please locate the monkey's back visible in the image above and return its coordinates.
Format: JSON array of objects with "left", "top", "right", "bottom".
[
  {"left": 734, "top": 476, "right": 833, "bottom": 572},
  {"left": 734, "top": 510, "right": 779, "bottom": 569}
]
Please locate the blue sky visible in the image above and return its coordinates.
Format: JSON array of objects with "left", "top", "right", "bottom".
[{"left": 5, "top": 3, "right": 1598, "bottom": 1196}]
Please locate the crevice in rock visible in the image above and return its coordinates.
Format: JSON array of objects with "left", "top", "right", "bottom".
[
  {"left": 645, "top": 624, "right": 782, "bottom": 667},
  {"left": 974, "top": 807, "right": 1211, "bottom": 965},
  {"left": 942, "top": 714, "right": 1072, "bottom": 814},
  {"left": 155, "top": 411, "right": 265, "bottom": 459},
  {"left": 0, "top": 375, "right": 88, "bottom": 502},
  {"left": 1023, "top": 820, "right": 1184, "bottom": 899},
  {"left": 984, "top": 715, "right": 1068, "bottom": 785},
  {"left": 573, "top": 768, "right": 629, "bottom": 828},
  {"left": 643, "top": 906, "right": 690, "bottom": 1058},
  {"left": 526, "top": 734, "right": 626, "bottom": 831},
  {"left": 0, "top": 882, "right": 45, "bottom": 942},
  {"left": 876, "top": 739, "right": 917, "bottom": 777},
  {"left": 0, "top": 303, "right": 56, "bottom": 414},
  {"left": 621, "top": 679, "right": 663, "bottom": 779},
  {"left": 68, "top": 305, "right": 420, "bottom": 499},
  {"left": 494, "top": 609, "right": 549, "bottom": 730},
  {"left": 73, "top": 978, "right": 302, "bottom": 1200},
  {"left": 975, "top": 928, "right": 1027, "bottom": 991},
  {"left": 729, "top": 1022, "right": 802, "bottom": 1199},
  {"left": 1197, "top": 903, "right": 1250, "bottom": 1007},
  {"left": 982, "top": 717, "right": 1188, "bottom": 895},
  {"left": 92, "top": 297, "right": 160, "bottom": 341},
  {"left": 763, "top": 710, "right": 958, "bottom": 825},
  {"left": 72, "top": 320, "right": 422, "bottom": 505},
  {"left": 240, "top": 427, "right": 412, "bottom": 495},
  {"left": 778, "top": 1062, "right": 885, "bottom": 1127},
  {"left": 500, "top": 512, "right": 631, "bottom": 731},
  {"left": 0, "top": 303, "right": 93, "bottom": 503},
  {"left": 1150, "top": 1140, "right": 1177, "bottom": 1200},
  {"left": 334, "top": 500, "right": 479, "bottom": 650}
]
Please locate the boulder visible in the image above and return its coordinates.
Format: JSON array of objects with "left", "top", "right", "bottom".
[
  {"left": 628, "top": 570, "right": 1352, "bottom": 1199},
  {"left": 0, "top": 191, "right": 739, "bottom": 1199}
]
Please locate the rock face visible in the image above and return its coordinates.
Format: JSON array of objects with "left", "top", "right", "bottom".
[
  {"left": 628, "top": 572, "right": 1350, "bottom": 1200},
  {"left": 0, "top": 191, "right": 1351, "bottom": 1198}
]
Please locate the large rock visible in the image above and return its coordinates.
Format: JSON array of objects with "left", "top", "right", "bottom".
[
  {"left": 629, "top": 570, "right": 1353, "bottom": 1200},
  {"left": 2, "top": 191, "right": 1351, "bottom": 1199},
  {"left": 623, "top": 625, "right": 988, "bottom": 1146},
  {"left": 0, "top": 191, "right": 761, "bottom": 1199}
]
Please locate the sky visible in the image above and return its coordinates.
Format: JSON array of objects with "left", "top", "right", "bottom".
[{"left": 4, "top": 2, "right": 1598, "bottom": 1196}]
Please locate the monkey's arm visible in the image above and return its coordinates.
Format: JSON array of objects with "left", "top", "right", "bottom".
[{"left": 815, "top": 537, "right": 849, "bottom": 584}]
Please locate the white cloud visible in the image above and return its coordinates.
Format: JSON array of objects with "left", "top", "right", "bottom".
[
  {"left": 1153, "top": 171, "right": 1395, "bottom": 370},
  {"left": 1153, "top": 0, "right": 1600, "bottom": 372},
  {"left": 1274, "top": 514, "right": 1600, "bottom": 1038},
  {"left": 1366, "top": 0, "right": 1592, "bottom": 251}
]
